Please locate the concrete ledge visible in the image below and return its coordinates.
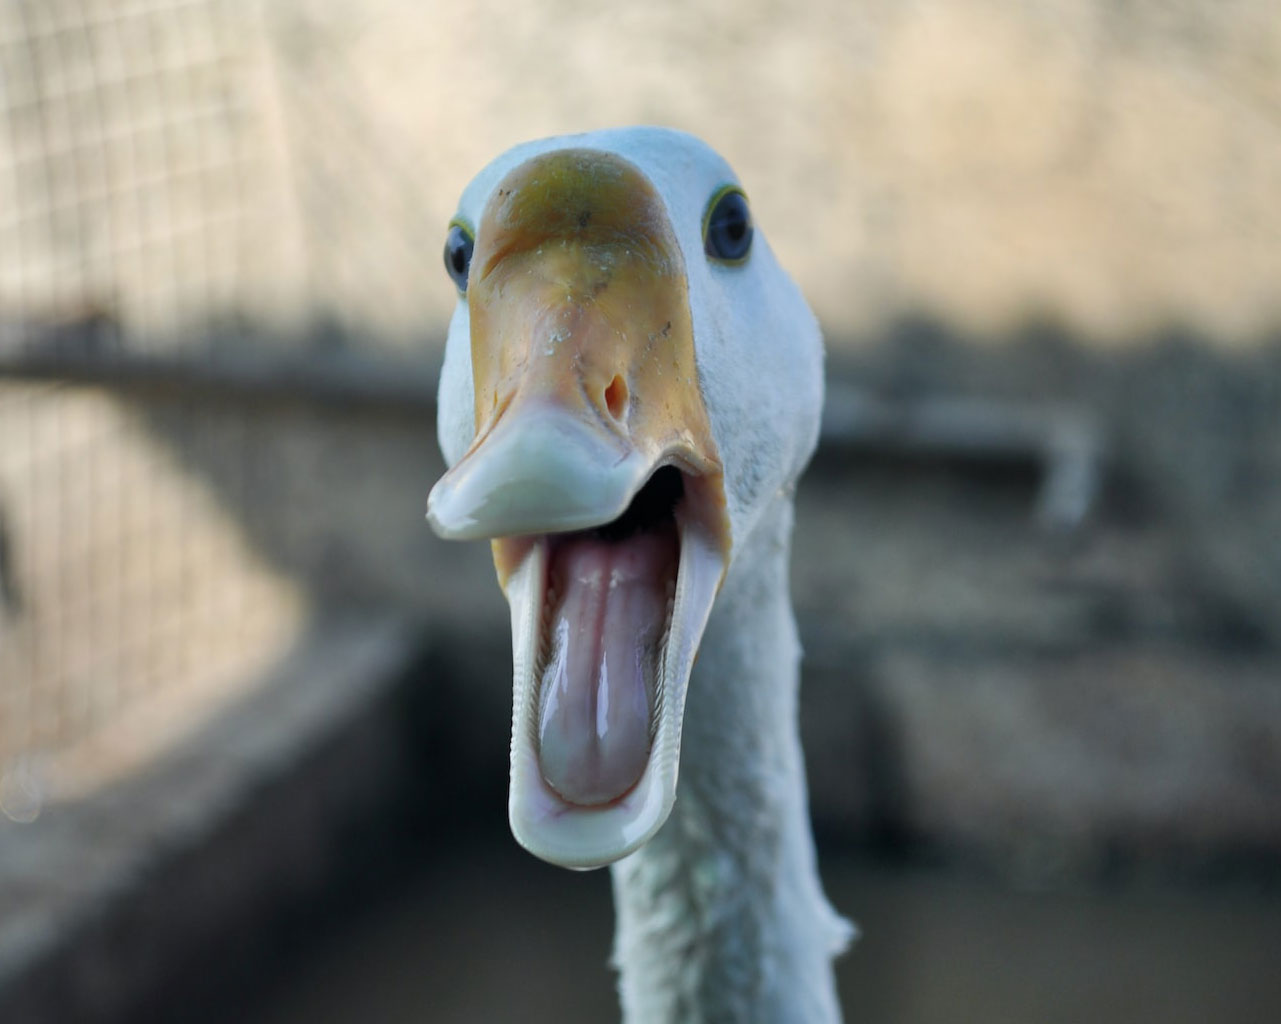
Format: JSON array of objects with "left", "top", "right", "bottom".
[{"left": 0, "top": 613, "right": 424, "bottom": 1024}]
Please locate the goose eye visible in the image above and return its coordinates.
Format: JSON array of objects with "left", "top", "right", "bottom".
[
  {"left": 703, "top": 187, "right": 753, "bottom": 262},
  {"left": 443, "top": 222, "right": 474, "bottom": 292}
]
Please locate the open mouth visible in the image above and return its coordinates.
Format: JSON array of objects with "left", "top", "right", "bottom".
[
  {"left": 497, "top": 466, "right": 725, "bottom": 869},
  {"left": 531, "top": 466, "right": 684, "bottom": 808},
  {"left": 426, "top": 402, "right": 731, "bottom": 870}
]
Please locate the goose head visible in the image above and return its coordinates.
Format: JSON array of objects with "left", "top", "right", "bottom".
[{"left": 429, "top": 127, "right": 822, "bottom": 869}]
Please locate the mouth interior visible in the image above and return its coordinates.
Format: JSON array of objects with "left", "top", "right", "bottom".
[{"left": 535, "top": 467, "right": 685, "bottom": 807}]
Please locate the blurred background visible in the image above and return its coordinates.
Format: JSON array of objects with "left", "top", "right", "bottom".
[{"left": 1, "top": 0, "right": 1279, "bottom": 1021}]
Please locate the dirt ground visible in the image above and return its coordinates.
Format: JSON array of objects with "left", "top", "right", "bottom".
[{"left": 237, "top": 831, "right": 1281, "bottom": 1024}]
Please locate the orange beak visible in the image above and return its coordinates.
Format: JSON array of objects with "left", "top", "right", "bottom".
[
  {"left": 427, "top": 149, "right": 728, "bottom": 575},
  {"left": 426, "top": 150, "right": 731, "bottom": 868}
]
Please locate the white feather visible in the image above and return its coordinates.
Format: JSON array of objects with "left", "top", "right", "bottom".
[{"left": 438, "top": 127, "right": 848, "bottom": 1024}]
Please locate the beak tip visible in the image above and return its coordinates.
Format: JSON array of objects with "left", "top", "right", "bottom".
[
  {"left": 425, "top": 506, "right": 445, "bottom": 537},
  {"left": 425, "top": 478, "right": 472, "bottom": 540},
  {"left": 426, "top": 406, "right": 648, "bottom": 542}
]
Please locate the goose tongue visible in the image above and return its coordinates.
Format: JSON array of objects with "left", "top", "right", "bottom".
[{"left": 536, "top": 527, "right": 678, "bottom": 806}]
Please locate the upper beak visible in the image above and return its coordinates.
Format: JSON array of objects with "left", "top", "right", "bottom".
[{"left": 427, "top": 146, "right": 726, "bottom": 571}]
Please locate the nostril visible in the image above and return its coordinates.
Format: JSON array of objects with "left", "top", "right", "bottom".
[{"left": 604, "top": 375, "right": 628, "bottom": 420}]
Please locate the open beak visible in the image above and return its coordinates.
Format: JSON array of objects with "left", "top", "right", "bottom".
[{"left": 428, "top": 150, "right": 730, "bottom": 869}]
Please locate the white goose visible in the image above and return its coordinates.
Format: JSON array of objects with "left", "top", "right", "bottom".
[{"left": 428, "top": 126, "right": 850, "bottom": 1022}]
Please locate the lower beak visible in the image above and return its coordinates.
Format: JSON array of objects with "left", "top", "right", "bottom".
[{"left": 502, "top": 485, "right": 725, "bottom": 869}]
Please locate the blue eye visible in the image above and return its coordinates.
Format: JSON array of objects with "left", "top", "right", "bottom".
[
  {"left": 443, "top": 222, "right": 474, "bottom": 292},
  {"left": 703, "top": 187, "right": 753, "bottom": 263}
]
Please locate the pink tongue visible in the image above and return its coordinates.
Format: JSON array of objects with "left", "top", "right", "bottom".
[{"left": 537, "top": 527, "right": 677, "bottom": 806}]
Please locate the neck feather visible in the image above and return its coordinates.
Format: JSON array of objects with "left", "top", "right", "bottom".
[{"left": 610, "top": 497, "right": 851, "bottom": 1023}]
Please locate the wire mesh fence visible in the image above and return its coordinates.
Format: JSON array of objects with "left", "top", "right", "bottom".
[
  {"left": 0, "top": 380, "right": 304, "bottom": 807},
  {"left": 0, "top": 0, "right": 367, "bottom": 809},
  {"left": 0, "top": 0, "right": 304, "bottom": 351}
]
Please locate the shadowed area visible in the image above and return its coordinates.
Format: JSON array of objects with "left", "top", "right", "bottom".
[{"left": 237, "top": 833, "right": 1281, "bottom": 1024}]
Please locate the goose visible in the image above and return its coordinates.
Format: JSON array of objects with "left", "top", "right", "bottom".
[{"left": 427, "top": 126, "right": 851, "bottom": 1022}]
